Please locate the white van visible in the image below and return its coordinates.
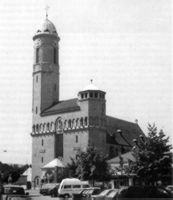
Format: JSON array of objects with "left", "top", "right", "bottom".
[{"left": 58, "top": 178, "right": 90, "bottom": 197}]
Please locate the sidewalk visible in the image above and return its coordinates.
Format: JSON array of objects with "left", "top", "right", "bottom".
[{"left": 26, "top": 188, "right": 40, "bottom": 197}]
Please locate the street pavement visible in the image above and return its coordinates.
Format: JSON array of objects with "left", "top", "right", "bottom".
[{"left": 30, "top": 196, "right": 72, "bottom": 200}]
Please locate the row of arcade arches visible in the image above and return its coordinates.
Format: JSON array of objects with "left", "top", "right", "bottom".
[{"left": 32, "top": 116, "right": 106, "bottom": 134}]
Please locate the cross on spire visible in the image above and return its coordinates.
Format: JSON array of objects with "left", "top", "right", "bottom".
[
  {"left": 45, "top": 5, "right": 50, "bottom": 19},
  {"left": 90, "top": 79, "right": 93, "bottom": 84}
]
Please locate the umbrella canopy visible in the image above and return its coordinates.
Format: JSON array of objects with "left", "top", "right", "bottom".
[{"left": 42, "top": 158, "right": 65, "bottom": 169}]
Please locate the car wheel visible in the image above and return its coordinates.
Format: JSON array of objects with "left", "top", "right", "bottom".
[{"left": 64, "top": 194, "right": 69, "bottom": 198}]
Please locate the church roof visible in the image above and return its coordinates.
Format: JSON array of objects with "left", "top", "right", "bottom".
[
  {"left": 106, "top": 116, "right": 144, "bottom": 146},
  {"left": 41, "top": 98, "right": 80, "bottom": 116}
]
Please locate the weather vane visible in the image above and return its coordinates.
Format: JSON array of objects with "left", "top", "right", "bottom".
[{"left": 45, "top": 5, "right": 50, "bottom": 19}]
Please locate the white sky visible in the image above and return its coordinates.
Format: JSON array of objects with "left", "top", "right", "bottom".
[{"left": 0, "top": 0, "right": 172, "bottom": 164}]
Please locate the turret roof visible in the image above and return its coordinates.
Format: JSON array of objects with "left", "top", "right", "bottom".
[{"left": 35, "top": 18, "right": 57, "bottom": 35}]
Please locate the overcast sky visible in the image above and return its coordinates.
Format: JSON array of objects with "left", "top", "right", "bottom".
[{"left": 0, "top": 0, "right": 172, "bottom": 164}]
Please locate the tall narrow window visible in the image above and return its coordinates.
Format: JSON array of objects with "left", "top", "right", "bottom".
[
  {"left": 36, "top": 75, "right": 38, "bottom": 83},
  {"left": 41, "top": 139, "right": 44, "bottom": 146},
  {"left": 36, "top": 48, "right": 39, "bottom": 63},
  {"left": 41, "top": 157, "right": 44, "bottom": 163},
  {"left": 36, "top": 107, "right": 38, "bottom": 114},
  {"left": 76, "top": 135, "right": 78, "bottom": 143},
  {"left": 54, "top": 47, "right": 57, "bottom": 64},
  {"left": 54, "top": 84, "right": 56, "bottom": 91}
]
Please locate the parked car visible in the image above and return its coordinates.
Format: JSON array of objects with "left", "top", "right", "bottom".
[
  {"left": 2, "top": 185, "right": 30, "bottom": 200},
  {"left": 73, "top": 187, "right": 101, "bottom": 200},
  {"left": 58, "top": 178, "right": 90, "bottom": 198},
  {"left": 92, "top": 189, "right": 114, "bottom": 200},
  {"left": 50, "top": 183, "right": 60, "bottom": 197},
  {"left": 166, "top": 185, "right": 173, "bottom": 195},
  {"left": 82, "top": 188, "right": 101, "bottom": 200},
  {"left": 117, "top": 186, "right": 172, "bottom": 199},
  {"left": 105, "top": 189, "right": 119, "bottom": 200},
  {"left": 40, "top": 183, "right": 59, "bottom": 196}
]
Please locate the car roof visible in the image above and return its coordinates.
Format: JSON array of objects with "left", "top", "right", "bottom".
[{"left": 3, "top": 185, "right": 23, "bottom": 188}]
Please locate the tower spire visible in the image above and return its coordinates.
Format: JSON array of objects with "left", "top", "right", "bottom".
[{"left": 45, "top": 5, "right": 50, "bottom": 19}]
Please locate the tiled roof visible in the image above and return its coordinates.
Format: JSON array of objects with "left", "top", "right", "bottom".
[
  {"left": 106, "top": 127, "right": 129, "bottom": 146},
  {"left": 41, "top": 98, "right": 80, "bottom": 116},
  {"left": 106, "top": 116, "right": 144, "bottom": 146}
]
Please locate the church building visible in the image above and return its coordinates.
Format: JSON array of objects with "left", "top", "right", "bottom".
[{"left": 31, "top": 15, "right": 143, "bottom": 187}]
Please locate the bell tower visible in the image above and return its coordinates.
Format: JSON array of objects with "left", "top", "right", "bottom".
[{"left": 32, "top": 16, "right": 60, "bottom": 120}]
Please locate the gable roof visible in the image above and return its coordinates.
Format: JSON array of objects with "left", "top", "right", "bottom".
[
  {"left": 22, "top": 167, "right": 32, "bottom": 181},
  {"left": 106, "top": 116, "right": 144, "bottom": 146},
  {"left": 41, "top": 98, "right": 80, "bottom": 116},
  {"left": 107, "top": 151, "right": 136, "bottom": 164}
]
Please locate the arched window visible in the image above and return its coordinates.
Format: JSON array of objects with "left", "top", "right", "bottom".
[
  {"left": 68, "top": 119, "right": 72, "bottom": 129},
  {"left": 40, "top": 124, "right": 43, "bottom": 133},
  {"left": 84, "top": 117, "right": 88, "bottom": 126},
  {"left": 32, "top": 125, "right": 35, "bottom": 133},
  {"left": 64, "top": 120, "right": 67, "bottom": 130},
  {"left": 43, "top": 123, "right": 46, "bottom": 133},
  {"left": 35, "top": 107, "right": 38, "bottom": 114},
  {"left": 36, "top": 48, "right": 39, "bottom": 63},
  {"left": 76, "top": 119, "right": 79, "bottom": 128},
  {"left": 51, "top": 122, "right": 54, "bottom": 132},
  {"left": 36, "top": 124, "right": 39, "bottom": 133},
  {"left": 72, "top": 119, "right": 75, "bottom": 129},
  {"left": 47, "top": 123, "right": 50, "bottom": 132},
  {"left": 80, "top": 118, "right": 83, "bottom": 127},
  {"left": 89, "top": 92, "right": 93, "bottom": 98},
  {"left": 54, "top": 47, "right": 57, "bottom": 64}
]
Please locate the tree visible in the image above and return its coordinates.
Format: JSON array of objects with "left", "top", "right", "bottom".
[
  {"left": 67, "top": 146, "right": 111, "bottom": 185},
  {"left": 130, "top": 124, "right": 172, "bottom": 185},
  {"left": 0, "top": 162, "right": 29, "bottom": 183}
]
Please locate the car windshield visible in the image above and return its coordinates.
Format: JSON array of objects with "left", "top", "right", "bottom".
[{"left": 83, "top": 184, "right": 90, "bottom": 188}]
